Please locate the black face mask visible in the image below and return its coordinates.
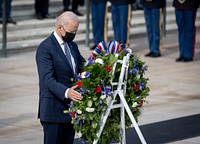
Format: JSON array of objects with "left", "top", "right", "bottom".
[{"left": 62, "top": 32, "right": 76, "bottom": 42}]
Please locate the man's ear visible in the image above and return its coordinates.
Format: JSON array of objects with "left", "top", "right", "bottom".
[{"left": 58, "top": 25, "right": 62, "bottom": 30}]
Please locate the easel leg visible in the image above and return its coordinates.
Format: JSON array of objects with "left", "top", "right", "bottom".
[
  {"left": 118, "top": 90, "right": 147, "bottom": 144},
  {"left": 121, "top": 102, "right": 126, "bottom": 144}
]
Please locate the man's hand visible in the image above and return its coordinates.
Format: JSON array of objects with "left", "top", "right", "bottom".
[{"left": 68, "top": 85, "right": 83, "bottom": 102}]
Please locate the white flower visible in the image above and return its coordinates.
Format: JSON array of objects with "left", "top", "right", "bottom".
[
  {"left": 80, "top": 72, "right": 86, "bottom": 78},
  {"left": 95, "top": 58, "right": 103, "bottom": 65},
  {"left": 137, "top": 74, "right": 140, "bottom": 79},
  {"left": 100, "top": 95, "right": 106, "bottom": 100},
  {"left": 86, "top": 107, "right": 95, "bottom": 113},
  {"left": 115, "top": 53, "right": 119, "bottom": 58},
  {"left": 132, "top": 102, "right": 138, "bottom": 108},
  {"left": 76, "top": 132, "right": 82, "bottom": 138},
  {"left": 76, "top": 109, "right": 82, "bottom": 114}
]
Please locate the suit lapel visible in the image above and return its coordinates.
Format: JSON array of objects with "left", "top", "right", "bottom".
[
  {"left": 51, "top": 34, "right": 74, "bottom": 74},
  {"left": 51, "top": 34, "right": 66, "bottom": 62}
]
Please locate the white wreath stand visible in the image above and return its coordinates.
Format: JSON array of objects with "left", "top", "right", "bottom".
[{"left": 93, "top": 49, "right": 147, "bottom": 144}]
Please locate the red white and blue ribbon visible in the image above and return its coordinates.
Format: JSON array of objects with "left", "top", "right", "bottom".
[
  {"left": 108, "top": 40, "right": 120, "bottom": 54},
  {"left": 91, "top": 41, "right": 107, "bottom": 56}
]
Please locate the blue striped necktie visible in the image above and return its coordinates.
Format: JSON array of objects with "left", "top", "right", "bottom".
[{"left": 63, "top": 42, "right": 75, "bottom": 73}]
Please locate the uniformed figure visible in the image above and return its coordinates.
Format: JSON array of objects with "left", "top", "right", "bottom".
[
  {"left": 90, "top": 0, "right": 107, "bottom": 50},
  {"left": 109, "top": 0, "right": 135, "bottom": 45},
  {"left": 141, "top": 0, "right": 166, "bottom": 58},
  {"left": 173, "top": 0, "right": 200, "bottom": 62}
]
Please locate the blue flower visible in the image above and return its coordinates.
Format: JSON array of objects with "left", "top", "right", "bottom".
[
  {"left": 141, "top": 65, "right": 147, "bottom": 70},
  {"left": 103, "top": 86, "right": 112, "bottom": 95},
  {"left": 78, "top": 88, "right": 87, "bottom": 95},
  {"left": 128, "top": 69, "right": 133, "bottom": 74},
  {"left": 131, "top": 67, "right": 139, "bottom": 74},
  {"left": 67, "top": 104, "right": 74, "bottom": 109},
  {"left": 139, "top": 85, "right": 143, "bottom": 90},
  {"left": 99, "top": 100, "right": 103, "bottom": 105},
  {"left": 124, "top": 49, "right": 129, "bottom": 55},
  {"left": 75, "top": 119, "right": 79, "bottom": 125}
]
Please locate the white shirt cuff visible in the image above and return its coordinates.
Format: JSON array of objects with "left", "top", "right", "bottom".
[{"left": 65, "top": 88, "right": 69, "bottom": 99}]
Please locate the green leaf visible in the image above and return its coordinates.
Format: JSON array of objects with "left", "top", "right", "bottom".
[
  {"left": 92, "top": 121, "right": 98, "bottom": 129},
  {"left": 93, "top": 96, "right": 98, "bottom": 101},
  {"left": 89, "top": 114, "right": 94, "bottom": 120},
  {"left": 87, "top": 100, "right": 93, "bottom": 107}
]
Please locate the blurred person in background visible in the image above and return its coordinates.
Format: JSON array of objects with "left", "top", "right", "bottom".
[
  {"left": 173, "top": 0, "right": 200, "bottom": 62},
  {"left": 141, "top": 0, "right": 166, "bottom": 58},
  {"left": 63, "top": 0, "right": 84, "bottom": 16},
  {"left": 109, "top": 0, "right": 135, "bottom": 46},
  {"left": 35, "top": 0, "right": 54, "bottom": 20},
  {"left": 90, "top": 0, "right": 107, "bottom": 50},
  {"left": 0, "top": 0, "right": 16, "bottom": 24}
]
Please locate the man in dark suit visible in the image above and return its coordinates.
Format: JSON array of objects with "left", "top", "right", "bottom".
[{"left": 35, "top": 11, "right": 85, "bottom": 144}]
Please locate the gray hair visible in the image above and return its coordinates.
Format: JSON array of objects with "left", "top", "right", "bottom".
[{"left": 55, "top": 11, "right": 79, "bottom": 27}]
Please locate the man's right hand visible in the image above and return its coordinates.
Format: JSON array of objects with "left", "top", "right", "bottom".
[{"left": 67, "top": 85, "right": 83, "bottom": 102}]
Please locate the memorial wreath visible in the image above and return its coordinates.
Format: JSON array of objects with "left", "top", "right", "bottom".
[{"left": 64, "top": 41, "right": 150, "bottom": 144}]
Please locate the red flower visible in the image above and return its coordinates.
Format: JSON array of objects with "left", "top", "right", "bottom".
[
  {"left": 104, "top": 65, "right": 112, "bottom": 72},
  {"left": 133, "top": 84, "right": 140, "bottom": 91},
  {"left": 95, "top": 86, "right": 102, "bottom": 93},
  {"left": 71, "top": 111, "right": 76, "bottom": 118},
  {"left": 76, "top": 81, "right": 82, "bottom": 88},
  {"left": 139, "top": 100, "right": 144, "bottom": 107}
]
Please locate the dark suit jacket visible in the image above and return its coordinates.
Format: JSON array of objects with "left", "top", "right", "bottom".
[
  {"left": 91, "top": 0, "right": 107, "bottom": 3},
  {"left": 141, "top": 0, "right": 166, "bottom": 8},
  {"left": 173, "top": 0, "right": 200, "bottom": 10},
  {"left": 109, "top": 0, "right": 135, "bottom": 4},
  {"left": 35, "top": 33, "right": 85, "bottom": 123}
]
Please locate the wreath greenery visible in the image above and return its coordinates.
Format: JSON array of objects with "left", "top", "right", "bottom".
[{"left": 64, "top": 41, "right": 150, "bottom": 144}]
